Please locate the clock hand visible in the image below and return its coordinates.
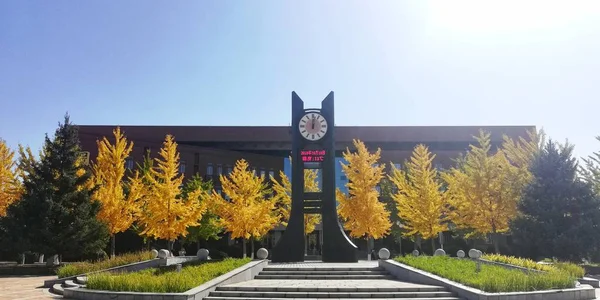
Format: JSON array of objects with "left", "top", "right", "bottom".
[{"left": 311, "top": 119, "right": 315, "bottom": 130}]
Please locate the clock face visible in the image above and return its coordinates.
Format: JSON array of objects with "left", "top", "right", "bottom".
[{"left": 299, "top": 112, "right": 328, "bottom": 141}]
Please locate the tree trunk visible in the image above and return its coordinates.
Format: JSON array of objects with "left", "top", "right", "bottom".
[
  {"left": 493, "top": 233, "right": 500, "bottom": 253},
  {"left": 110, "top": 235, "right": 116, "bottom": 259},
  {"left": 38, "top": 254, "right": 44, "bottom": 263},
  {"left": 251, "top": 239, "right": 255, "bottom": 259},
  {"left": 367, "top": 236, "right": 374, "bottom": 260},
  {"left": 431, "top": 238, "right": 436, "bottom": 255},
  {"left": 242, "top": 238, "right": 247, "bottom": 258},
  {"left": 19, "top": 253, "right": 25, "bottom": 265},
  {"left": 168, "top": 240, "right": 174, "bottom": 254}
]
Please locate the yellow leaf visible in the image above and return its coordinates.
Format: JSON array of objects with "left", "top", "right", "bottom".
[
  {"left": 388, "top": 144, "right": 448, "bottom": 240},
  {"left": 0, "top": 140, "right": 21, "bottom": 216},
  {"left": 336, "top": 139, "right": 391, "bottom": 239}
]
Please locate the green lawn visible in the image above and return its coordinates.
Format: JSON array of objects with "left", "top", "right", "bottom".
[
  {"left": 57, "top": 251, "right": 156, "bottom": 278},
  {"left": 86, "top": 258, "right": 252, "bottom": 293},
  {"left": 394, "top": 255, "right": 576, "bottom": 293}
]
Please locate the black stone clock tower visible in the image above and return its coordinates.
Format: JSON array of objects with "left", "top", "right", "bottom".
[{"left": 271, "top": 91, "right": 358, "bottom": 263}]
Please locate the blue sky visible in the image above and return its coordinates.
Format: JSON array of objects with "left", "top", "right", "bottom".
[{"left": 1, "top": 1, "right": 599, "bottom": 159}]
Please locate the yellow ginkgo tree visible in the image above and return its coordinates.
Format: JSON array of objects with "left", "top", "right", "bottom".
[
  {"left": 212, "top": 159, "right": 278, "bottom": 258},
  {"left": 389, "top": 144, "right": 448, "bottom": 253},
  {"left": 337, "top": 139, "right": 391, "bottom": 259},
  {"left": 0, "top": 139, "right": 21, "bottom": 217},
  {"left": 442, "top": 130, "right": 524, "bottom": 253},
  {"left": 137, "top": 134, "right": 207, "bottom": 252},
  {"left": 91, "top": 127, "right": 145, "bottom": 258}
]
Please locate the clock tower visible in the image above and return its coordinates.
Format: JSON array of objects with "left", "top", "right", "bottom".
[{"left": 271, "top": 91, "right": 358, "bottom": 262}]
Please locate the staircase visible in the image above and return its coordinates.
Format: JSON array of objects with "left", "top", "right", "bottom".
[
  {"left": 204, "top": 263, "right": 461, "bottom": 299},
  {"left": 49, "top": 275, "right": 87, "bottom": 296}
]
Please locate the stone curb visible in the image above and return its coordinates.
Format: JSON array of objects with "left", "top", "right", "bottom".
[
  {"left": 63, "top": 259, "right": 269, "bottom": 300},
  {"left": 379, "top": 259, "right": 596, "bottom": 300},
  {"left": 44, "top": 256, "right": 199, "bottom": 288}
]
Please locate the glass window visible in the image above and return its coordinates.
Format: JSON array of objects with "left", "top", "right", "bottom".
[
  {"left": 125, "top": 158, "right": 134, "bottom": 170},
  {"left": 206, "top": 163, "right": 213, "bottom": 175},
  {"left": 217, "top": 164, "right": 223, "bottom": 175},
  {"left": 260, "top": 169, "right": 266, "bottom": 178},
  {"left": 269, "top": 170, "right": 275, "bottom": 178},
  {"left": 179, "top": 161, "right": 186, "bottom": 174},
  {"left": 252, "top": 167, "right": 257, "bottom": 175},
  {"left": 394, "top": 163, "right": 402, "bottom": 170},
  {"left": 226, "top": 165, "right": 232, "bottom": 175}
]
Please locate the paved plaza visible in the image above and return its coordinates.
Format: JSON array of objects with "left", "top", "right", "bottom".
[{"left": 0, "top": 276, "right": 62, "bottom": 300}]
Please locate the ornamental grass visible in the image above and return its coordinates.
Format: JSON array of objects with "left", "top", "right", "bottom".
[
  {"left": 56, "top": 251, "right": 156, "bottom": 278},
  {"left": 86, "top": 258, "right": 251, "bottom": 293},
  {"left": 482, "top": 253, "right": 585, "bottom": 278},
  {"left": 394, "top": 255, "right": 576, "bottom": 293}
]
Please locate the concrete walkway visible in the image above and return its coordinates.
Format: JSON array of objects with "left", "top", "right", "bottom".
[{"left": 0, "top": 276, "right": 62, "bottom": 300}]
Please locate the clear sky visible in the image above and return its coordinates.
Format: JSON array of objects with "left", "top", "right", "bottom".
[{"left": 1, "top": 1, "right": 599, "bottom": 159}]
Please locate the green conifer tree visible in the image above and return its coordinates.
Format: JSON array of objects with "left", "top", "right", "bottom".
[
  {"left": 511, "top": 140, "right": 600, "bottom": 261},
  {"left": 1, "top": 114, "right": 109, "bottom": 262}
]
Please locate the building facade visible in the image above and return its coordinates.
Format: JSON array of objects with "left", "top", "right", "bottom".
[{"left": 77, "top": 125, "right": 535, "bottom": 255}]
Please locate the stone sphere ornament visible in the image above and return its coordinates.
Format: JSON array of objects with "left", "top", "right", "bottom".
[
  {"left": 158, "top": 249, "right": 170, "bottom": 259},
  {"left": 468, "top": 249, "right": 481, "bottom": 259},
  {"left": 256, "top": 248, "right": 269, "bottom": 259},
  {"left": 457, "top": 250, "right": 465, "bottom": 258},
  {"left": 150, "top": 249, "right": 159, "bottom": 258},
  {"left": 378, "top": 248, "right": 390, "bottom": 260},
  {"left": 197, "top": 248, "right": 209, "bottom": 261},
  {"left": 434, "top": 249, "right": 446, "bottom": 256},
  {"left": 412, "top": 250, "right": 420, "bottom": 256}
]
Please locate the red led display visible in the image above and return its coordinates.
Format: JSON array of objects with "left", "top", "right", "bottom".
[{"left": 301, "top": 150, "right": 326, "bottom": 162}]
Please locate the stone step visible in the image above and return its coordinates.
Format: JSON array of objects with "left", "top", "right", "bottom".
[
  {"left": 254, "top": 274, "right": 395, "bottom": 280},
  {"left": 259, "top": 270, "right": 390, "bottom": 275},
  {"left": 264, "top": 267, "right": 383, "bottom": 271},
  {"left": 51, "top": 283, "right": 64, "bottom": 295},
  {"left": 217, "top": 286, "right": 447, "bottom": 292},
  {"left": 75, "top": 276, "right": 88, "bottom": 285},
  {"left": 205, "top": 297, "right": 461, "bottom": 300},
  {"left": 63, "top": 279, "right": 81, "bottom": 288},
  {"left": 209, "top": 290, "right": 456, "bottom": 298}
]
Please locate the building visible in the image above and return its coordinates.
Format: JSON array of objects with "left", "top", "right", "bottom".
[{"left": 77, "top": 125, "right": 535, "bottom": 255}]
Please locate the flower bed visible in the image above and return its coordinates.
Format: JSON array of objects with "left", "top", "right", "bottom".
[
  {"left": 482, "top": 253, "right": 585, "bottom": 278},
  {"left": 86, "top": 257, "right": 251, "bottom": 293},
  {"left": 394, "top": 255, "right": 576, "bottom": 293},
  {"left": 56, "top": 251, "right": 156, "bottom": 278}
]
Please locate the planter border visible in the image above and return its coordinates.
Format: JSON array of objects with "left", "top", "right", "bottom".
[
  {"left": 379, "top": 259, "right": 596, "bottom": 300},
  {"left": 476, "top": 257, "right": 599, "bottom": 288},
  {"left": 44, "top": 256, "right": 199, "bottom": 288},
  {"left": 63, "top": 259, "right": 268, "bottom": 300}
]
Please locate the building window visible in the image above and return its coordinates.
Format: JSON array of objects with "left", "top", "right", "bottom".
[
  {"left": 260, "top": 169, "right": 266, "bottom": 178},
  {"left": 340, "top": 175, "right": 347, "bottom": 181},
  {"left": 226, "top": 165, "right": 232, "bottom": 175},
  {"left": 125, "top": 158, "right": 134, "bottom": 170},
  {"left": 252, "top": 167, "right": 257, "bottom": 175},
  {"left": 217, "top": 164, "right": 223, "bottom": 175},
  {"left": 269, "top": 170, "right": 275, "bottom": 179},
  {"left": 194, "top": 153, "right": 200, "bottom": 165},
  {"left": 394, "top": 163, "right": 402, "bottom": 170},
  {"left": 216, "top": 189, "right": 222, "bottom": 196},
  {"left": 207, "top": 163, "right": 214, "bottom": 176},
  {"left": 434, "top": 163, "right": 444, "bottom": 171},
  {"left": 179, "top": 161, "right": 186, "bottom": 174}
]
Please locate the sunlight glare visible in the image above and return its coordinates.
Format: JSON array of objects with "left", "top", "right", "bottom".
[{"left": 428, "top": 0, "right": 600, "bottom": 33}]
